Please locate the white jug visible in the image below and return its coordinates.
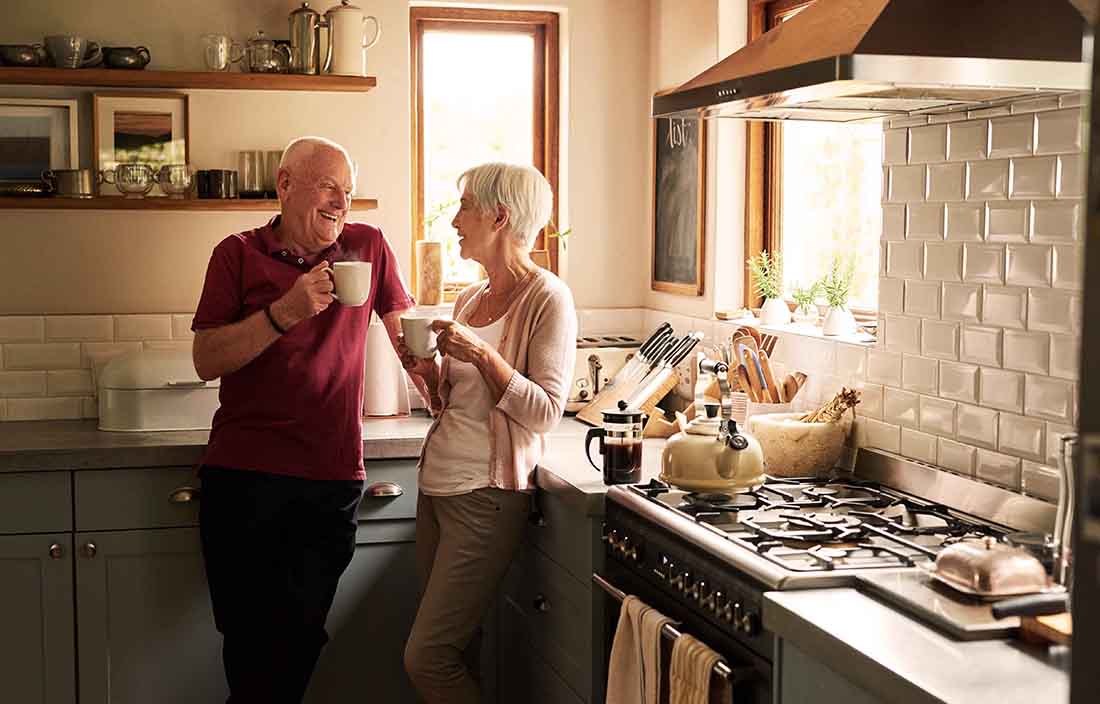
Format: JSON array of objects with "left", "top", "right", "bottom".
[{"left": 325, "top": 0, "right": 381, "bottom": 77}]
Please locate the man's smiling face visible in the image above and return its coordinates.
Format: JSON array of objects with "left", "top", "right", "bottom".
[{"left": 278, "top": 147, "right": 355, "bottom": 253}]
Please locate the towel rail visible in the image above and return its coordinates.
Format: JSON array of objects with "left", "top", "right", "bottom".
[{"left": 593, "top": 572, "right": 756, "bottom": 685}]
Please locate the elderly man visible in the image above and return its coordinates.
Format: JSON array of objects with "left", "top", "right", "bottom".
[{"left": 191, "top": 136, "right": 421, "bottom": 703}]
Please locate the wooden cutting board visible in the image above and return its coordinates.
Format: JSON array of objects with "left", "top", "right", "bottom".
[{"left": 1020, "top": 613, "right": 1071, "bottom": 646}]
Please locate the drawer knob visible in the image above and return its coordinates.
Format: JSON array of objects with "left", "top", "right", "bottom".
[
  {"left": 168, "top": 486, "right": 200, "bottom": 504},
  {"left": 533, "top": 595, "right": 551, "bottom": 613},
  {"left": 365, "top": 481, "right": 403, "bottom": 497},
  {"left": 81, "top": 542, "right": 97, "bottom": 559},
  {"left": 48, "top": 543, "right": 64, "bottom": 559}
]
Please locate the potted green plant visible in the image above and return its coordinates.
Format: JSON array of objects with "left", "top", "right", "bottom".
[
  {"left": 791, "top": 280, "right": 822, "bottom": 326},
  {"left": 747, "top": 250, "right": 789, "bottom": 325},
  {"left": 820, "top": 255, "right": 858, "bottom": 336}
]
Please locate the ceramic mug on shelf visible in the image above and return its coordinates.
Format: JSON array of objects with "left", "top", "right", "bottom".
[{"left": 44, "top": 35, "right": 102, "bottom": 68}]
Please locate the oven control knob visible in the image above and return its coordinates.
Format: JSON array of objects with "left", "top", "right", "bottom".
[
  {"left": 739, "top": 612, "right": 759, "bottom": 636},
  {"left": 654, "top": 555, "right": 674, "bottom": 581},
  {"left": 696, "top": 581, "right": 713, "bottom": 608},
  {"left": 733, "top": 601, "right": 744, "bottom": 624}
]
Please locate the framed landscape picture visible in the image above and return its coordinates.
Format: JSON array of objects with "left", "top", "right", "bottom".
[
  {"left": 93, "top": 92, "right": 189, "bottom": 197},
  {"left": 0, "top": 98, "right": 79, "bottom": 178},
  {"left": 651, "top": 115, "right": 706, "bottom": 296}
]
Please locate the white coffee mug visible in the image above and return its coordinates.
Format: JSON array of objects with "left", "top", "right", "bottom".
[
  {"left": 400, "top": 315, "right": 438, "bottom": 358},
  {"left": 326, "top": 261, "right": 372, "bottom": 306}
]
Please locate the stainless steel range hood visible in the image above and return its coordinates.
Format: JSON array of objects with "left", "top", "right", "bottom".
[{"left": 653, "top": 0, "right": 1092, "bottom": 122}]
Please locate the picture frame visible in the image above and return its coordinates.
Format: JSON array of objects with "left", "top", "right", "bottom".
[
  {"left": 93, "top": 92, "right": 189, "bottom": 197},
  {"left": 0, "top": 98, "right": 79, "bottom": 179},
  {"left": 651, "top": 115, "right": 706, "bottom": 296}
]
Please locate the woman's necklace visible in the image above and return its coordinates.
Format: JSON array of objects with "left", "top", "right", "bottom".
[{"left": 479, "top": 268, "right": 534, "bottom": 323}]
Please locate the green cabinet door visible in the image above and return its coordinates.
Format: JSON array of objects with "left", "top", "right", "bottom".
[
  {"left": 0, "top": 533, "right": 76, "bottom": 704},
  {"left": 74, "top": 528, "right": 228, "bottom": 704},
  {"left": 497, "top": 595, "right": 585, "bottom": 704}
]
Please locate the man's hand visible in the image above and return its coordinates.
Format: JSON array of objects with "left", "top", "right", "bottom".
[
  {"left": 431, "top": 320, "right": 487, "bottom": 365},
  {"left": 397, "top": 334, "right": 438, "bottom": 378},
  {"left": 271, "top": 260, "right": 334, "bottom": 329}
]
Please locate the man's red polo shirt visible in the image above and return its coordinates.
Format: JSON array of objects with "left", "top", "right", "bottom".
[{"left": 192, "top": 217, "right": 414, "bottom": 481}]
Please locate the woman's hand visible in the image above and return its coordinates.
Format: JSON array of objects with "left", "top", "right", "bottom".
[
  {"left": 431, "top": 320, "right": 487, "bottom": 365},
  {"left": 396, "top": 334, "right": 438, "bottom": 379}
]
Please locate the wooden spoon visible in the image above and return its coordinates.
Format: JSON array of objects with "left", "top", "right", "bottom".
[{"left": 758, "top": 351, "right": 781, "bottom": 403}]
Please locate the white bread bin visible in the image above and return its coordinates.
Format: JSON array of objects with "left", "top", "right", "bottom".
[{"left": 97, "top": 349, "right": 220, "bottom": 432}]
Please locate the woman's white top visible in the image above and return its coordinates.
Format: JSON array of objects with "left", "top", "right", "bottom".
[{"left": 419, "top": 316, "right": 507, "bottom": 496}]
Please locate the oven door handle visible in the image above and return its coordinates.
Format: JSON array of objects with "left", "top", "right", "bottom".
[{"left": 592, "top": 573, "right": 756, "bottom": 685}]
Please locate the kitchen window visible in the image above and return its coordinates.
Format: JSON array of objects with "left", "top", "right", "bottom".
[
  {"left": 745, "top": 0, "right": 882, "bottom": 313},
  {"left": 410, "top": 7, "right": 560, "bottom": 299}
]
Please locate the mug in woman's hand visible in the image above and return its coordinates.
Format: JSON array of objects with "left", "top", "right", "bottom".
[{"left": 400, "top": 315, "right": 438, "bottom": 358}]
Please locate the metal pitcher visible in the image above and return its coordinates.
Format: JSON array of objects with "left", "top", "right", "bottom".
[{"left": 288, "top": 2, "right": 332, "bottom": 75}]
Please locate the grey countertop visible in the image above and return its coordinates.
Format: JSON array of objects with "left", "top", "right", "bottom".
[{"left": 764, "top": 588, "right": 1069, "bottom": 704}]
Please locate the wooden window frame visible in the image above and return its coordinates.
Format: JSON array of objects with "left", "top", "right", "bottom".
[{"left": 410, "top": 7, "right": 560, "bottom": 300}]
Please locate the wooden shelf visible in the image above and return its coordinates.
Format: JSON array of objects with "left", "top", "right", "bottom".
[
  {"left": 0, "top": 197, "right": 378, "bottom": 211},
  {"left": 0, "top": 67, "right": 376, "bottom": 92}
]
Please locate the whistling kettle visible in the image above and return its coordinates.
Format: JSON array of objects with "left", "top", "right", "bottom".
[{"left": 659, "top": 359, "right": 765, "bottom": 492}]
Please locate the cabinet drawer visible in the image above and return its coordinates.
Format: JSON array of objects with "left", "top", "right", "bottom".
[
  {"left": 0, "top": 472, "right": 71, "bottom": 534},
  {"left": 526, "top": 489, "right": 599, "bottom": 584},
  {"left": 76, "top": 468, "right": 199, "bottom": 531},
  {"left": 501, "top": 545, "right": 592, "bottom": 698},
  {"left": 359, "top": 460, "right": 419, "bottom": 522}
]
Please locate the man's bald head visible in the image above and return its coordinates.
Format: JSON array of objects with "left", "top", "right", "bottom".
[{"left": 279, "top": 136, "right": 356, "bottom": 182}]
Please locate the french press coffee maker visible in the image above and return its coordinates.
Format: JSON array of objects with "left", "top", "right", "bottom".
[{"left": 584, "top": 401, "right": 644, "bottom": 485}]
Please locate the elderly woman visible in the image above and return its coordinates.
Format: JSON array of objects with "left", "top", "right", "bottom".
[{"left": 399, "top": 162, "right": 576, "bottom": 704}]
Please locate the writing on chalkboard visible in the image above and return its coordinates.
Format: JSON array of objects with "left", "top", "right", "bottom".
[{"left": 666, "top": 118, "right": 687, "bottom": 150}]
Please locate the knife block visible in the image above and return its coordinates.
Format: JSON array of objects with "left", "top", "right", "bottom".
[{"left": 576, "top": 369, "right": 681, "bottom": 427}]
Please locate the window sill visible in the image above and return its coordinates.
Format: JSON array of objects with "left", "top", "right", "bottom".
[{"left": 756, "top": 321, "right": 876, "bottom": 347}]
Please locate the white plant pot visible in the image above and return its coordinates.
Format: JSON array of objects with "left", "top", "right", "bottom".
[
  {"left": 760, "top": 297, "right": 791, "bottom": 326},
  {"left": 792, "top": 303, "right": 818, "bottom": 326},
  {"left": 822, "top": 306, "right": 857, "bottom": 336}
]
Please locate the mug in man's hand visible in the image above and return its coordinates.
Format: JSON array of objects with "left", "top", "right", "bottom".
[
  {"left": 326, "top": 261, "right": 372, "bottom": 306},
  {"left": 400, "top": 315, "right": 438, "bottom": 358}
]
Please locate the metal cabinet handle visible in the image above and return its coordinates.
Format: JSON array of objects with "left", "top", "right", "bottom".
[
  {"left": 169, "top": 486, "right": 200, "bottom": 503},
  {"left": 533, "top": 594, "right": 551, "bottom": 613},
  {"left": 81, "top": 542, "right": 97, "bottom": 559},
  {"left": 365, "top": 481, "right": 403, "bottom": 497},
  {"left": 49, "top": 543, "right": 64, "bottom": 559}
]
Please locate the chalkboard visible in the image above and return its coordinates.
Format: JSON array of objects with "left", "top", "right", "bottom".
[{"left": 652, "top": 116, "right": 705, "bottom": 295}]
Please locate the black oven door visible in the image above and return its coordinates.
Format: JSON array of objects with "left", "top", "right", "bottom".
[{"left": 594, "top": 560, "right": 773, "bottom": 704}]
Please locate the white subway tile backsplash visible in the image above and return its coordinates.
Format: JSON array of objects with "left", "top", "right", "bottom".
[
  {"left": 4, "top": 343, "right": 82, "bottom": 371},
  {"left": 862, "top": 418, "right": 901, "bottom": 453},
  {"left": 939, "top": 361, "right": 979, "bottom": 403},
  {"left": 989, "top": 114, "right": 1036, "bottom": 158},
  {"left": 886, "top": 242, "right": 924, "bottom": 278},
  {"left": 867, "top": 350, "right": 903, "bottom": 387},
  {"left": 1009, "top": 157, "right": 1057, "bottom": 199},
  {"left": 906, "top": 203, "right": 945, "bottom": 240},
  {"left": 927, "top": 164, "right": 966, "bottom": 201},
  {"left": 883, "top": 387, "right": 920, "bottom": 429},
  {"left": 1021, "top": 462, "right": 1059, "bottom": 503},
  {"left": 901, "top": 428, "right": 938, "bottom": 464},
  {"left": 944, "top": 203, "right": 984, "bottom": 242},
  {"left": 904, "top": 281, "right": 941, "bottom": 317},
  {"left": 46, "top": 370, "right": 94, "bottom": 397},
  {"left": 958, "top": 403, "right": 999, "bottom": 449},
  {"left": 1028, "top": 288, "right": 1080, "bottom": 334},
  {"left": 909, "top": 124, "right": 947, "bottom": 163},
  {"left": 171, "top": 314, "right": 195, "bottom": 340},
  {"left": 921, "top": 319, "right": 959, "bottom": 360},
  {"left": 960, "top": 325, "right": 1003, "bottom": 366},
  {"left": 0, "top": 317, "right": 44, "bottom": 343},
  {"left": 1051, "top": 245, "right": 1082, "bottom": 290},
  {"left": 902, "top": 355, "right": 939, "bottom": 394},
  {"left": 0, "top": 371, "right": 46, "bottom": 397},
  {"left": 979, "top": 367, "right": 1024, "bottom": 413},
  {"left": 985, "top": 201, "right": 1030, "bottom": 241},
  {"left": 857, "top": 383, "right": 884, "bottom": 419},
  {"left": 976, "top": 449, "right": 1022, "bottom": 490},
  {"left": 81, "top": 397, "right": 98, "bottom": 419},
  {"left": 835, "top": 343, "right": 867, "bottom": 378},
  {"left": 1057, "top": 154, "right": 1084, "bottom": 197},
  {"left": 883, "top": 204, "right": 906, "bottom": 240},
  {"left": 879, "top": 278, "right": 905, "bottom": 313},
  {"left": 1031, "top": 200, "right": 1080, "bottom": 242},
  {"left": 1003, "top": 330, "right": 1050, "bottom": 374},
  {"left": 981, "top": 286, "right": 1027, "bottom": 330},
  {"left": 1036, "top": 108, "right": 1083, "bottom": 155},
  {"left": 938, "top": 438, "right": 976, "bottom": 475},
  {"left": 884, "top": 314, "right": 921, "bottom": 354},
  {"left": 924, "top": 243, "right": 963, "bottom": 282},
  {"left": 889, "top": 165, "right": 927, "bottom": 202},
  {"left": 1049, "top": 334, "right": 1079, "bottom": 380},
  {"left": 963, "top": 245, "right": 1005, "bottom": 284},
  {"left": 1045, "top": 422, "right": 1076, "bottom": 467},
  {"left": 6, "top": 397, "right": 82, "bottom": 422},
  {"left": 45, "top": 316, "right": 113, "bottom": 342},
  {"left": 80, "top": 342, "right": 143, "bottom": 371},
  {"left": 941, "top": 283, "right": 981, "bottom": 322},
  {"left": 1025, "top": 375, "right": 1074, "bottom": 423},
  {"left": 115, "top": 315, "right": 172, "bottom": 341},
  {"left": 920, "top": 395, "right": 956, "bottom": 436},
  {"left": 967, "top": 160, "right": 1009, "bottom": 201},
  {"left": 948, "top": 120, "right": 988, "bottom": 161},
  {"left": 998, "top": 413, "right": 1046, "bottom": 463},
  {"left": 1004, "top": 245, "right": 1052, "bottom": 287},
  {"left": 884, "top": 128, "right": 908, "bottom": 165}
]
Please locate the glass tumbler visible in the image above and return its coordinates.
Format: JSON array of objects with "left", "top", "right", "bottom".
[{"left": 238, "top": 151, "right": 265, "bottom": 198}]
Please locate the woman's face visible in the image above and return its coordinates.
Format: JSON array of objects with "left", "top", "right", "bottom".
[{"left": 451, "top": 189, "right": 504, "bottom": 263}]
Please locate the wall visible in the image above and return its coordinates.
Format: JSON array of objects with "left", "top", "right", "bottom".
[{"left": 0, "top": 0, "right": 653, "bottom": 420}]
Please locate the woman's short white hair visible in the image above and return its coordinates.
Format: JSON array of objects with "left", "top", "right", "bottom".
[{"left": 457, "top": 163, "right": 553, "bottom": 250}]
